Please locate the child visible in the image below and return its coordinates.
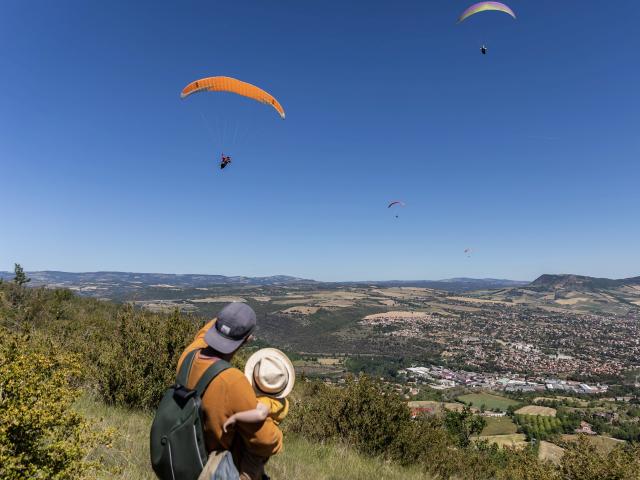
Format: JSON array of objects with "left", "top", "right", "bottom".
[{"left": 223, "top": 348, "right": 294, "bottom": 432}]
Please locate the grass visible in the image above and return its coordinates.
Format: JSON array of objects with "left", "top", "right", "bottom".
[
  {"left": 480, "top": 417, "right": 518, "bottom": 436},
  {"left": 456, "top": 393, "right": 520, "bottom": 412},
  {"left": 560, "top": 435, "right": 626, "bottom": 454},
  {"left": 515, "top": 405, "right": 557, "bottom": 417},
  {"left": 538, "top": 441, "right": 564, "bottom": 465},
  {"left": 477, "top": 434, "right": 527, "bottom": 449},
  {"left": 74, "top": 393, "right": 156, "bottom": 480},
  {"left": 74, "top": 392, "right": 432, "bottom": 480},
  {"left": 269, "top": 435, "right": 431, "bottom": 480}
]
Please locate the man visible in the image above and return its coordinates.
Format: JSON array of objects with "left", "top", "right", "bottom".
[
  {"left": 220, "top": 154, "right": 232, "bottom": 169},
  {"left": 177, "top": 302, "right": 282, "bottom": 480}
]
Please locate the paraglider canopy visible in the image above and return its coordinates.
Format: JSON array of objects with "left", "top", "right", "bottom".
[
  {"left": 458, "top": 2, "right": 516, "bottom": 23},
  {"left": 388, "top": 201, "right": 406, "bottom": 209},
  {"left": 181, "top": 76, "right": 285, "bottom": 119}
]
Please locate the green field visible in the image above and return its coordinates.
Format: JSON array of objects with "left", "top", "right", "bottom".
[
  {"left": 480, "top": 416, "right": 518, "bottom": 436},
  {"left": 456, "top": 393, "right": 520, "bottom": 411}
]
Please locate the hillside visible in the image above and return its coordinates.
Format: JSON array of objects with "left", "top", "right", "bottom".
[
  {"left": 2, "top": 282, "right": 639, "bottom": 480},
  {"left": 471, "top": 273, "right": 640, "bottom": 315},
  {"left": 76, "top": 394, "right": 430, "bottom": 480},
  {"left": 530, "top": 274, "right": 640, "bottom": 291}
]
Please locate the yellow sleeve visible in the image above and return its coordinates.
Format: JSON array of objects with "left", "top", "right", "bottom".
[
  {"left": 227, "top": 374, "right": 283, "bottom": 456},
  {"left": 257, "top": 397, "right": 289, "bottom": 424},
  {"left": 176, "top": 320, "right": 215, "bottom": 374}
]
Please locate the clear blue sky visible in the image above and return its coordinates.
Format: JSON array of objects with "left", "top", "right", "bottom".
[{"left": 1, "top": 0, "right": 638, "bottom": 281}]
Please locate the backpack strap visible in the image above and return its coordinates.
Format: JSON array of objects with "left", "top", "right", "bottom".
[
  {"left": 176, "top": 349, "right": 199, "bottom": 386},
  {"left": 194, "top": 358, "right": 231, "bottom": 397}
]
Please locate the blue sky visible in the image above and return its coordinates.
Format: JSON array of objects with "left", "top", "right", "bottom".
[{"left": 1, "top": 0, "right": 638, "bottom": 281}]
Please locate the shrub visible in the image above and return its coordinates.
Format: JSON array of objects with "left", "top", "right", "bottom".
[
  {"left": 96, "top": 305, "right": 201, "bottom": 410},
  {"left": 0, "top": 329, "right": 99, "bottom": 479},
  {"left": 560, "top": 436, "right": 640, "bottom": 480}
]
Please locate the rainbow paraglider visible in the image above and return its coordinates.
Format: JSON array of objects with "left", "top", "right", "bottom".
[{"left": 458, "top": 1, "right": 516, "bottom": 23}]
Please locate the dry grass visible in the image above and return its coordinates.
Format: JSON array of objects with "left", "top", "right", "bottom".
[
  {"left": 560, "top": 435, "right": 626, "bottom": 453},
  {"left": 446, "top": 296, "right": 510, "bottom": 305},
  {"left": 538, "top": 441, "right": 564, "bottom": 465},
  {"left": 477, "top": 434, "right": 527, "bottom": 449},
  {"left": 281, "top": 306, "right": 320, "bottom": 315},
  {"left": 191, "top": 296, "right": 246, "bottom": 303},
  {"left": 555, "top": 297, "right": 589, "bottom": 305},
  {"left": 75, "top": 392, "right": 430, "bottom": 480},
  {"left": 515, "top": 405, "right": 557, "bottom": 417},
  {"left": 480, "top": 417, "right": 518, "bottom": 436},
  {"left": 270, "top": 435, "right": 432, "bottom": 480},
  {"left": 362, "top": 311, "right": 431, "bottom": 321}
]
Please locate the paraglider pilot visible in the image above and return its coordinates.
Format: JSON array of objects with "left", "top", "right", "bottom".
[
  {"left": 220, "top": 154, "right": 232, "bottom": 170},
  {"left": 481, "top": 45, "right": 487, "bottom": 55}
]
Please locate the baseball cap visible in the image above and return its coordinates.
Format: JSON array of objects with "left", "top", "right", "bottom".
[{"left": 204, "top": 302, "right": 256, "bottom": 354}]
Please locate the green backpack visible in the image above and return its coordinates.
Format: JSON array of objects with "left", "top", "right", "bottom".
[{"left": 150, "top": 349, "right": 231, "bottom": 480}]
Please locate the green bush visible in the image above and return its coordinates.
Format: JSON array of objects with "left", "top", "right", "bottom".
[
  {"left": 0, "top": 329, "right": 100, "bottom": 479},
  {"left": 96, "top": 305, "right": 201, "bottom": 410},
  {"left": 560, "top": 436, "right": 640, "bottom": 480}
]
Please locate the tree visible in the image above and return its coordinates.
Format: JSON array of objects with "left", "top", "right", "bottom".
[
  {"left": 13, "top": 263, "right": 30, "bottom": 286},
  {"left": 444, "top": 406, "right": 486, "bottom": 447}
]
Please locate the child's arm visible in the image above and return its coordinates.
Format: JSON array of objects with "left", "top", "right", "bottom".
[{"left": 223, "top": 402, "right": 270, "bottom": 432}]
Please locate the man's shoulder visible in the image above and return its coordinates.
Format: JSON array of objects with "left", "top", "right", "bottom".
[{"left": 219, "top": 366, "right": 249, "bottom": 386}]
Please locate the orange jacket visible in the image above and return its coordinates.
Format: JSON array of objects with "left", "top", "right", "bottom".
[{"left": 176, "top": 321, "right": 283, "bottom": 457}]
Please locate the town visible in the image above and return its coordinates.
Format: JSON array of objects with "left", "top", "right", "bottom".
[{"left": 401, "top": 364, "right": 608, "bottom": 395}]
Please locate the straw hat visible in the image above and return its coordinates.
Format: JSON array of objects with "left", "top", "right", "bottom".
[{"left": 244, "top": 348, "right": 295, "bottom": 399}]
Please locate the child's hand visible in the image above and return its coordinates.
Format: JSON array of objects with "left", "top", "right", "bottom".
[{"left": 223, "top": 416, "right": 236, "bottom": 433}]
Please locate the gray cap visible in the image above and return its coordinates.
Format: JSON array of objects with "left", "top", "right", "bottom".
[{"left": 204, "top": 302, "right": 256, "bottom": 354}]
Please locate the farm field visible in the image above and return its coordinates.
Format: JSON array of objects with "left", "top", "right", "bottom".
[
  {"left": 534, "top": 396, "right": 589, "bottom": 407},
  {"left": 480, "top": 416, "right": 518, "bottom": 436},
  {"left": 515, "top": 405, "right": 557, "bottom": 417},
  {"left": 407, "top": 401, "right": 476, "bottom": 414},
  {"left": 538, "top": 441, "right": 565, "bottom": 465},
  {"left": 457, "top": 393, "right": 520, "bottom": 411},
  {"left": 477, "top": 434, "right": 527, "bottom": 449},
  {"left": 561, "top": 435, "right": 626, "bottom": 453}
]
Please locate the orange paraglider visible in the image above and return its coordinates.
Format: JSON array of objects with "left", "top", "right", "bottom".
[{"left": 181, "top": 76, "right": 285, "bottom": 119}]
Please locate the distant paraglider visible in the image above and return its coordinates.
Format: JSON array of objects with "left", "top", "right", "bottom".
[
  {"left": 388, "top": 201, "right": 405, "bottom": 219},
  {"left": 464, "top": 248, "right": 473, "bottom": 258},
  {"left": 458, "top": 2, "right": 516, "bottom": 54}
]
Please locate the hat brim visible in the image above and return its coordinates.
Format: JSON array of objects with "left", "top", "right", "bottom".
[
  {"left": 204, "top": 324, "right": 246, "bottom": 355},
  {"left": 244, "top": 348, "right": 295, "bottom": 399}
]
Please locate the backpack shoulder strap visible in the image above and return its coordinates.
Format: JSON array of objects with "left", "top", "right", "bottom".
[
  {"left": 194, "top": 359, "right": 232, "bottom": 397},
  {"left": 176, "top": 349, "right": 199, "bottom": 386}
]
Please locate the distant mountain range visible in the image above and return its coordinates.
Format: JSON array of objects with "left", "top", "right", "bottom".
[
  {"left": 1, "top": 270, "right": 637, "bottom": 313},
  {"left": 0, "top": 270, "right": 527, "bottom": 293},
  {"left": 0, "top": 271, "right": 314, "bottom": 287}
]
